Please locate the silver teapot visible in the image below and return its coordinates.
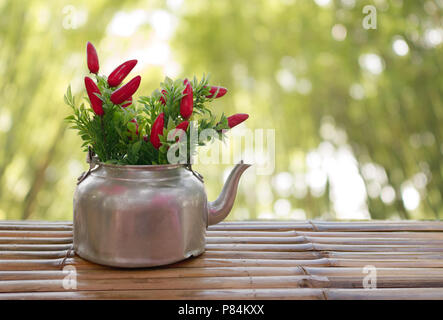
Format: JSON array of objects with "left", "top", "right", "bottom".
[{"left": 73, "top": 157, "right": 250, "bottom": 268}]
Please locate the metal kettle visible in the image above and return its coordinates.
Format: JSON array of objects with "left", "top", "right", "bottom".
[{"left": 73, "top": 160, "right": 250, "bottom": 268}]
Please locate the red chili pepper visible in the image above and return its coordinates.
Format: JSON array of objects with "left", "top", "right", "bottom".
[
  {"left": 110, "top": 76, "right": 141, "bottom": 105},
  {"left": 206, "top": 86, "right": 227, "bottom": 99},
  {"left": 172, "top": 121, "right": 189, "bottom": 141},
  {"left": 227, "top": 113, "right": 249, "bottom": 128},
  {"left": 107, "top": 60, "right": 138, "bottom": 87},
  {"left": 159, "top": 89, "right": 168, "bottom": 105},
  {"left": 150, "top": 112, "right": 165, "bottom": 149},
  {"left": 143, "top": 135, "right": 149, "bottom": 143},
  {"left": 86, "top": 42, "right": 99, "bottom": 74},
  {"left": 180, "top": 79, "right": 193, "bottom": 120},
  {"left": 84, "top": 77, "right": 104, "bottom": 116},
  {"left": 122, "top": 97, "right": 132, "bottom": 108},
  {"left": 175, "top": 121, "right": 189, "bottom": 132}
]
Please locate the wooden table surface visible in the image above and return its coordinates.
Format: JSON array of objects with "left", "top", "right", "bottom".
[{"left": 1, "top": 220, "right": 443, "bottom": 300}]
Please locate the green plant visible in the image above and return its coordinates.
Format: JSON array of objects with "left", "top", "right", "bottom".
[{"left": 64, "top": 42, "right": 248, "bottom": 165}]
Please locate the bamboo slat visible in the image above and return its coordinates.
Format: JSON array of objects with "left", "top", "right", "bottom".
[
  {"left": 0, "top": 275, "right": 330, "bottom": 293},
  {"left": 0, "top": 267, "right": 307, "bottom": 281},
  {"left": 296, "top": 231, "right": 443, "bottom": 239},
  {"left": 0, "top": 237, "right": 72, "bottom": 244},
  {"left": 0, "top": 220, "right": 443, "bottom": 300},
  {"left": 0, "top": 244, "right": 73, "bottom": 251},
  {"left": 0, "top": 288, "right": 325, "bottom": 300},
  {"left": 0, "top": 231, "right": 73, "bottom": 238},
  {"left": 0, "top": 225, "right": 72, "bottom": 231},
  {"left": 0, "top": 221, "right": 70, "bottom": 225},
  {"left": 325, "top": 288, "right": 443, "bottom": 300}
]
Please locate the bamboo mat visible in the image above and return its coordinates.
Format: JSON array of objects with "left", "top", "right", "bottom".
[{"left": 1, "top": 220, "right": 443, "bottom": 300}]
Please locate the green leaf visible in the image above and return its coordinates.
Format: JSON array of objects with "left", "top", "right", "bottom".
[
  {"left": 132, "top": 140, "right": 142, "bottom": 154},
  {"left": 164, "top": 76, "right": 173, "bottom": 86},
  {"left": 127, "top": 122, "right": 136, "bottom": 132},
  {"left": 166, "top": 116, "right": 175, "bottom": 130}
]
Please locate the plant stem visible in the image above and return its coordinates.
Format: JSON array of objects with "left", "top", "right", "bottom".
[{"left": 100, "top": 116, "right": 107, "bottom": 160}]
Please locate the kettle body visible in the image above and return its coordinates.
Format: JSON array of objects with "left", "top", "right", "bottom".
[{"left": 73, "top": 162, "right": 250, "bottom": 268}]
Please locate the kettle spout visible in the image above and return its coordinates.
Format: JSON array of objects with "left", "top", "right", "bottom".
[{"left": 208, "top": 161, "right": 251, "bottom": 225}]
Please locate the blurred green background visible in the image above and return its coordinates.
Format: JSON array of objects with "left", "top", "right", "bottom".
[{"left": 0, "top": 0, "right": 442, "bottom": 221}]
